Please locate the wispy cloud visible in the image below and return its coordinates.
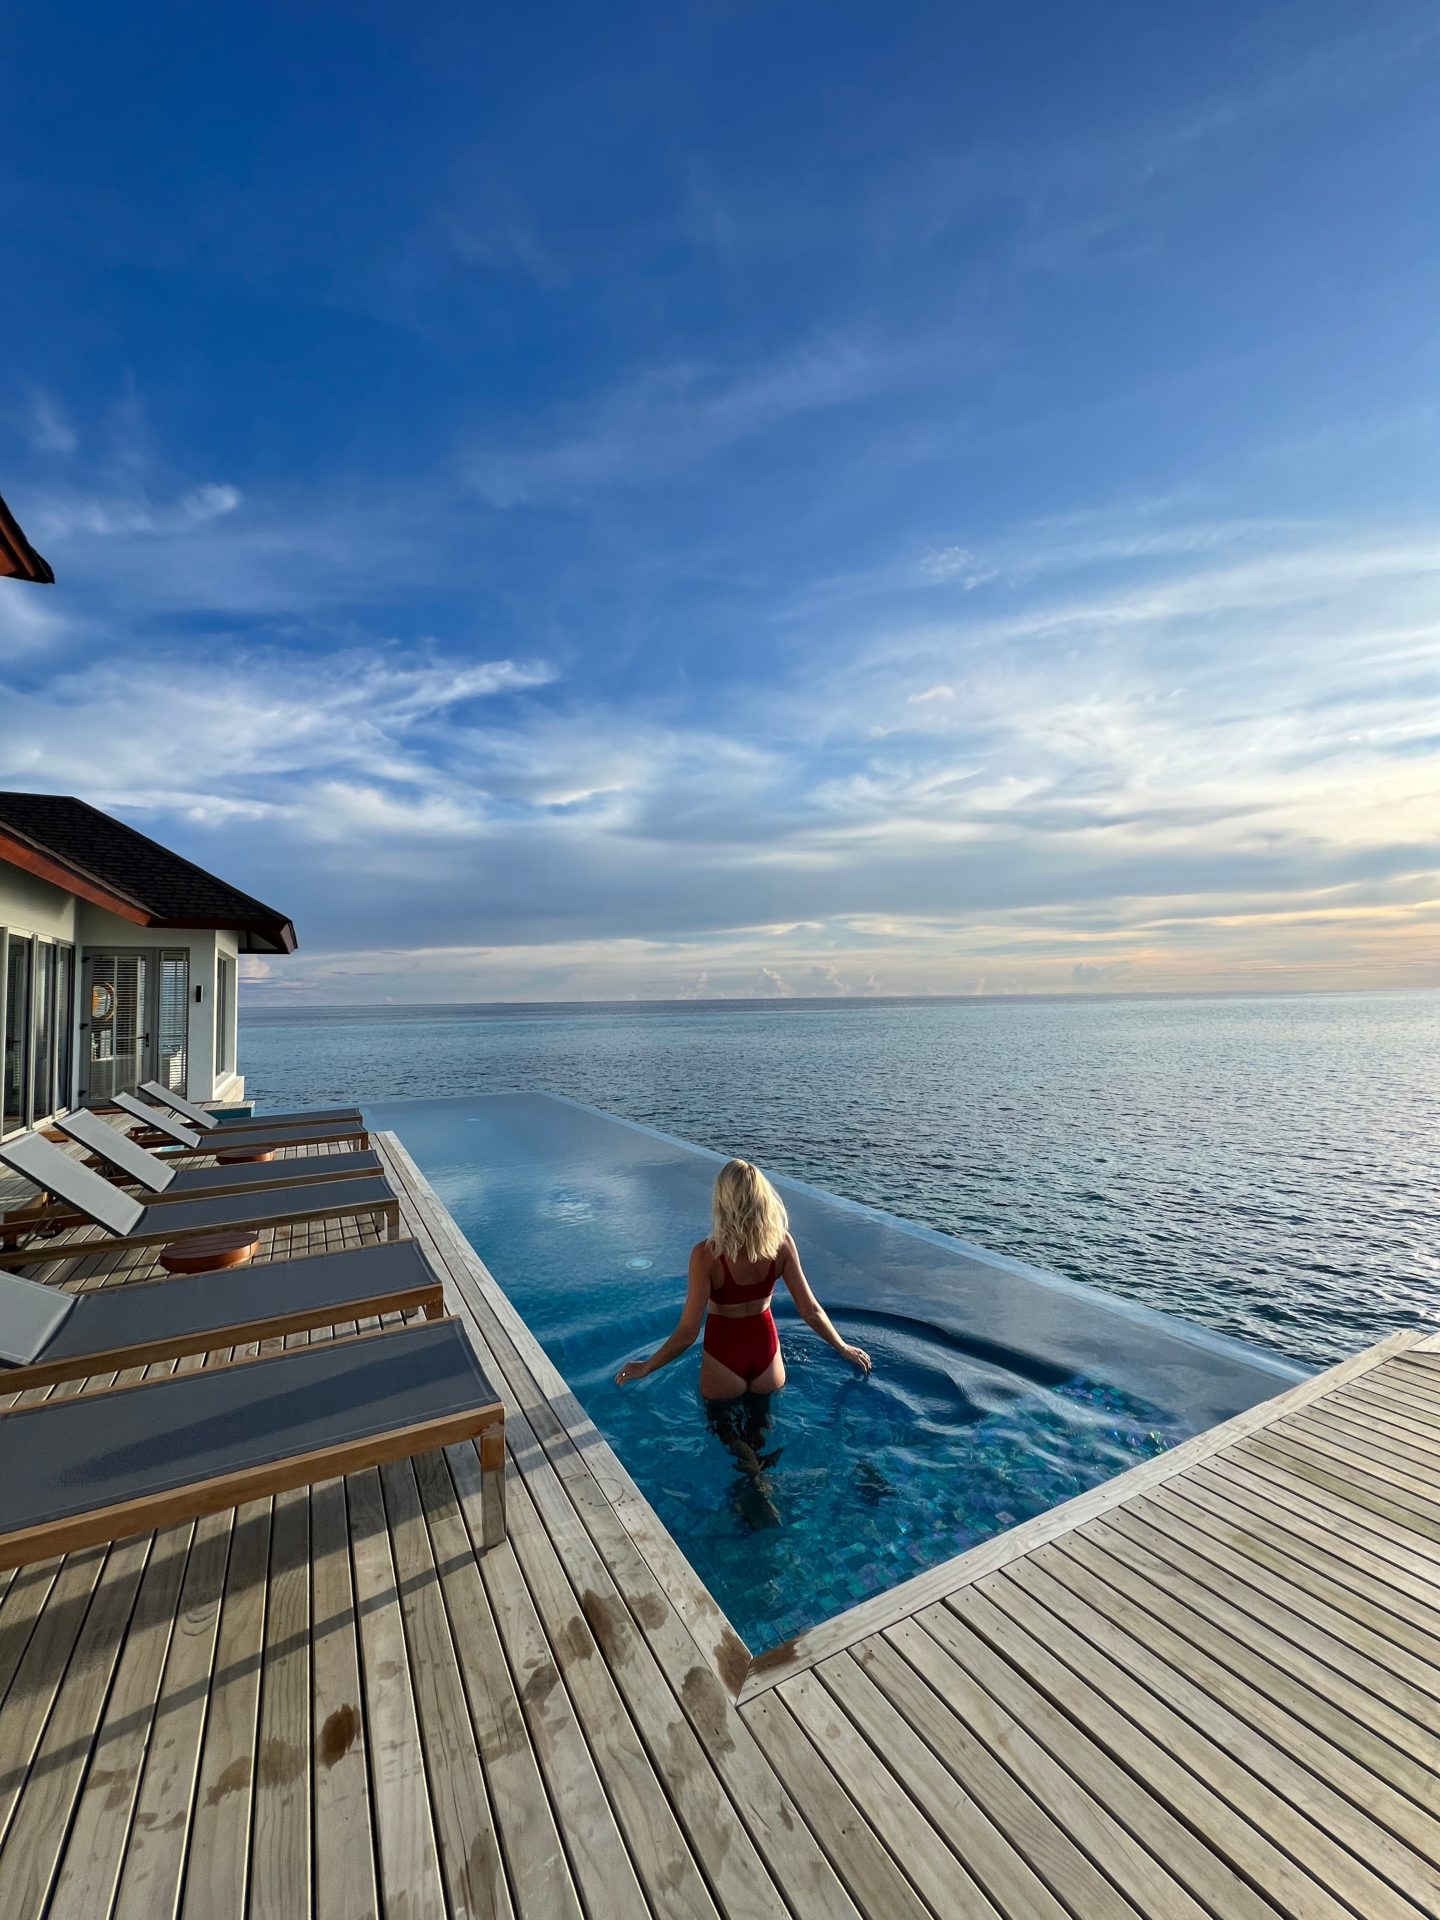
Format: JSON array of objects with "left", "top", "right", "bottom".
[
  {"left": 30, "top": 481, "right": 242, "bottom": 540},
  {"left": 0, "top": 646, "right": 556, "bottom": 820},
  {"left": 465, "top": 339, "right": 908, "bottom": 506},
  {"left": 22, "top": 388, "right": 76, "bottom": 455}
]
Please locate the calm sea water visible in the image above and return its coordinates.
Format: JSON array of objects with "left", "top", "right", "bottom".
[{"left": 243, "top": 991, "right": 1440, "bottom": 1369}]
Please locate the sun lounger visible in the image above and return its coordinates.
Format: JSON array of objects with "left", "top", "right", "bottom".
[
  {"left": 0, "top": 1314, "right": 506, "bottom": 1566},
  {"left": 138, "top": 1081, "right": 362, "bottom": 1130},
  {"left": 0, "top": 1131, "right": 399, "bottom": 1260},
  {"left": 57, "top": 1108, "right": 381, "bottom": 1201},
  {"left": 0, "top": 1239, "right": 444, "bottom": 1393},
  {"left": 113, "top": 1090, "right": 369, "bottom": 1155}
]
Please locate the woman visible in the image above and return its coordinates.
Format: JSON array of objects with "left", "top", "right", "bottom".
[{"left": 615, "top": 1157, "right": 871, "bottom": 1398}]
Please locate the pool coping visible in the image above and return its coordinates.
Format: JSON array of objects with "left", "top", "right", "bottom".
[{"left": 379, "top": 1126, "right": 1395, "bottom": 1706}]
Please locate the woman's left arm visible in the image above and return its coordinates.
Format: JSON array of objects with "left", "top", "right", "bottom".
[
  {"left": 779, "top": 1236, "right": 872, "bottom": 1373},
  {"left": 615, "top": 1246, "right": 711, "bottom": 1384}
]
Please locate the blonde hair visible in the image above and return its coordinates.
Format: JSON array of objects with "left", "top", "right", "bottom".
[{"left": 710, "top": 1158, "right": 789, "bottom": 1265}]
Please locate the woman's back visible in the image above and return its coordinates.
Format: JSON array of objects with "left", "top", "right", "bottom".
[{"left": 709, "top": 1246, "right": 782, "bottom": 1305}]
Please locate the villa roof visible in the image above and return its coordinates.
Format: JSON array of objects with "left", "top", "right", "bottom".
[
  {"left": 0, "top": 792, "right": 297, "bottom": 953},
  {"left": 0, "top": 490, "right": 54, "bottom": 584}
]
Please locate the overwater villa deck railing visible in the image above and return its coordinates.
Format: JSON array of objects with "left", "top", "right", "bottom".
[{"left": 0, "top": 1123, "right": 1437, "bottom": 1916}]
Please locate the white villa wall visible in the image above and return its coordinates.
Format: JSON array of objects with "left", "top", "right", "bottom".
[{"left": 0, "top": 865, "right": 80, "bottom": 943}]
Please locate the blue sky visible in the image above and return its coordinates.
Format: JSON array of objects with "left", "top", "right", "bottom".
[{"left": 2, "top": 1, "right": 1437, "bottom": 1001}]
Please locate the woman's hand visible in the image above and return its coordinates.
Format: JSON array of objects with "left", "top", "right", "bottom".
[
  {"left": 615, "top": 1357, "right": 651, "bottom": 1386},
  {"left": 842, "top": 1343, "right": 872, "bottom": 1375}
]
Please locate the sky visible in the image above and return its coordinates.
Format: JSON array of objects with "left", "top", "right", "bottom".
[{"left": 2, "top": 1, "right": 1438, "bottom": 1003}]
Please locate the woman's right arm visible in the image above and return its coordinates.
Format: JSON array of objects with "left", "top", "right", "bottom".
[
  {"left": 779, "top": 1236, "right": 872, "bottom": 1373},
  {"left": 615, "top": 1245, "right": 711, "bottom": 1384}
]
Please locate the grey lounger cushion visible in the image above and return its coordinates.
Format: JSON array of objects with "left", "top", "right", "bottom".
[
  {"left": 120, "top": 1175, "right": 395, "bottom": 1240},
  {"left": 6, "top": 1240, "right": 440, "bottom": 1376},
  {"left": 0, "top": 1317, "right": 497, "bottom": 1553},
  {"left": 114, "top": 1091, "right": 364, "bottom": 1151},
  {"left": 0, "top": 1272, "right": 78, "bottom": 1365},
  {"left": 0, "top": 1131, "right": 394, "bottom": 1241},
  {"left": 139, "top": 1082, "right": 362, "bottom": 1130},
  {"left": 58, "top": 1110, "right": 380, "bottom": 1197}
]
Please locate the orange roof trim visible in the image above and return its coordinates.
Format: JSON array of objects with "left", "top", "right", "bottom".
[{"left": 0, "top": 490, "right": 54, "bottom": 584}]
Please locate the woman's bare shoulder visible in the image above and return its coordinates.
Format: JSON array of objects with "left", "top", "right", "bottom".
[{"left": 689, "top": 1238, "right": 715, "bottom": 1269}]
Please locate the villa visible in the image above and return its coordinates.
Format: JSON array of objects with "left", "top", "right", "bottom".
[
  {"left": 0, "top": 792, "right": 296, "bottom": 1136},
  {"left": 0, "top": 793, "right": 1436, "bottom": 1918}
]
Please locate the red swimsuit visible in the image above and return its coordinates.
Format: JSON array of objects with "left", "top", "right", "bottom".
[{"left": 702, "top": 1251, "right": 781, "bottom": 1385}]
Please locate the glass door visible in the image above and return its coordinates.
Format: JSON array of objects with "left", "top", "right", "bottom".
[
  {"left": 31, "top": 942, "right": 56, "bottom": 1119},
  {"left": 3, "top": 937, "right": 30, "bottom": 1134},
  {"left": 83, "top": 951, "right": 149, "bottom": 1105},
  {"left": 154, "top": 950, "right": 190, "bottom": 1093}
]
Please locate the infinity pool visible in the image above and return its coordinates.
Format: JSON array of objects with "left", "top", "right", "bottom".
[{"left": 367, "top": 1091, "right": 1307, "bottom": 1652}]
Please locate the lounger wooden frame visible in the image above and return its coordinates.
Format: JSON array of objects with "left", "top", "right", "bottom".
[
  {"left": 11, "top": 1156, "right": 386, "bottom": 1233},
  {"left": 0, "top": 1266, "right": 445, "bottom": 1394},
  {"left": 0, "top": 1320, "right": 506, "bottom": 1569},
  {"left": 0, "top": 1184, "right": 402, "bottom": 1266},
  {"left": 150, "top": 1125, "right": 372, "bottom": 1158}
]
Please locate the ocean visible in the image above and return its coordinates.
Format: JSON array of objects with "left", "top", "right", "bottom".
[{"left": 241, "top": 990, "right": 1440, "bottom": 1370}]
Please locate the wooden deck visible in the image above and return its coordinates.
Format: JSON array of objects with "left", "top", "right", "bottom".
[{"left": 0, "top": 1127, "right": 1438, "bottom": 1916}]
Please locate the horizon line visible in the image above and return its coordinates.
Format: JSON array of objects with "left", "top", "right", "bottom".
[{"left": 239, "top": 982, "right": 1438, "bottom": 1014}]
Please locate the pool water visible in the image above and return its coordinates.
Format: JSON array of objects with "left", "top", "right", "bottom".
[{"left": 367, "top": 1090, "right": 1306, "bottom": 1652}]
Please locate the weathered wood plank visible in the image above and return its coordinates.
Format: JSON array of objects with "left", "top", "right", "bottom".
[
  {"left": 1244, "top": 1429, "right": 1440, "bottom": 1542},
  {"left": 1191, "top": 1455, "right": 1440, "bottom": 1623},
  {"left": 410, "top": 1446, "right": 582, "bottom": 1920},
  {"left": 377, "top": 1454, "right": 513, "bottom": 1920},
  {"left": 0, "top": 1532, "right": 152, "bottom": 1919},
  {"left": 882, "top": 1612, "right": 1213, "bottom": 1920},
  {"left": 1342, "top": 1373, "right": 1440, "bottom": 1435},
  {"left": 997, "top": 1555, "right": 1428, "bottom": 1920},
  {"left": 346, "top": 1467, "right": 446, "bottom": 1920},
  {"left": 249, "top": 1484, "right": 312, "bottom": 1919},
  {"left": 487, "top": 1465, "right": 720, "bottom": 1920},
  {"left": 1051, "top": 1524, "right": 1440, "bottom": 1900},
  {"left": 847, "top": 1633, "right": 1136, "bottom": 1920},
  {"left": 445, "top": 1442, "right": 649, "bottom": 1920},
  {"left": 1328, "top": 1385, "right": 1440, "bottom": 1459},
  {"left": 1286, "top": 1408, "right": 1440, "bottom": 1505},
  {"left": 110, "top": 1509, "right": 234, "bottom": 1920},
  {"left": 916, "top": 1601, "right": 1278, "bottom": 1920},
  {"left": 374, "top": 1153, "right": 689, "bottom": 1917},
  {"left": 818, "top": 1651, "right": 1074, "bottom": 1919},
  {"left": 779, "top": 1665, "right": 1002, "bottom": 1920},
  {"left": 1203, "top": 1445, "right": 1440, "bottom": 1578},
  {"left": 741, "top": 1690, "right": 935, "bottom": 1920},
  {"left": 1128, "top": 1486, "right": 1440, "bottom": 1712},
  {"left": 951, "top": 1583, "right": 1352, "bottom": 1920},
  {"left": 309, "top": 1476, "right": 378, "bottom": 1920},
  {"left": 176, "top": 1500, "right": 271, "bottom": 1920},
  {"left": 40, "top": 1526, "right": 191, "bottom": 1920},
  {"left": 0, "top": 1541, "right": 112, "bottom": 1852}
]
